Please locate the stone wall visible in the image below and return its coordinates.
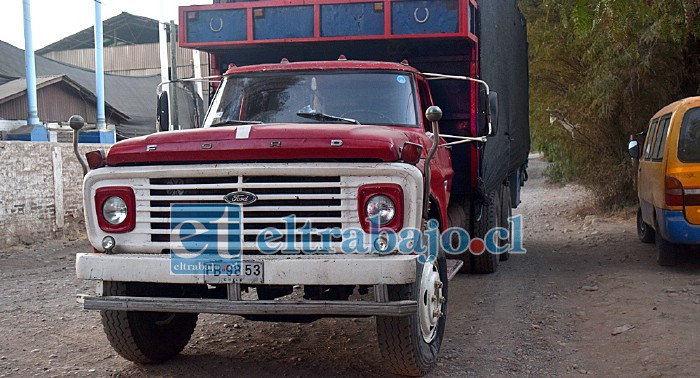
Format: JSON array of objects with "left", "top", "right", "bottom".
[{"left": 0, "top": 141, "right": 108, "bottom": 248}]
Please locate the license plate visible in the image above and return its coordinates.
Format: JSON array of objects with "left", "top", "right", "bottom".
[{"left": 203, "top": 261, "right": 263, "bottom": 284}]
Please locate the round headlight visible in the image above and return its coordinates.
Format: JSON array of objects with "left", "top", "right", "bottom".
[
  {"left": 102, "top": 196, "right": 128, "bottom": 225},
  {"left": 366, "top": 195, "right": 396, "bottom": 225}
]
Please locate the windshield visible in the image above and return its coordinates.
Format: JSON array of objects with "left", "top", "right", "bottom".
[{"left": 202, "top": 70, "right": 419, "bottom": 127}]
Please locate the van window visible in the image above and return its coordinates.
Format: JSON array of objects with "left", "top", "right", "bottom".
[
  {"left": 652, "top": 115, "right": 671, "bottom": 161},
  {"left": 644, "top": 118, "right": 659, "bottom": 160},
  {"left": 679, "top": 107, "right": 700, "bottom": 162}
]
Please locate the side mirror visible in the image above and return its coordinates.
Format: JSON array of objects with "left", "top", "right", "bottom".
[
  {"left": 487, "top": 91, "right": 499, "bottom": 137},
  {"left": 425, "top": 106, "right": 443, "bottom": 123},
  {"left": 157, "top": 92, "right": 170, "bottom": 132},
  {"left": 69, "top": 115, "right": 85, "bottom": 131},
  {"left": 478, "top": 90, "right": 499, "bottom": 137},
  {"left": 628, "top": 140, "right": 641, "bottom": 159}
]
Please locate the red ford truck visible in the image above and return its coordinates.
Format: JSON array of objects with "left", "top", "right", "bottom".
[{"left": 75, "top": 0, "right": 529, "bottom": 375}]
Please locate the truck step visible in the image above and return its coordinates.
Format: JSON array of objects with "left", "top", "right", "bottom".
[{"left": 446, "top": 259, "right": 464, "bottom": 281}]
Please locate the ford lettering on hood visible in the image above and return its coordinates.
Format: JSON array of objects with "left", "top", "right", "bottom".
[{"left": 106, "top": 124, "right": 428, "bottom": 166}]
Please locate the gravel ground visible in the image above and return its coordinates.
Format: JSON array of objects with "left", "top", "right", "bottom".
[{"left": 2, "top": 156, "right": 700, "bottom": 377}]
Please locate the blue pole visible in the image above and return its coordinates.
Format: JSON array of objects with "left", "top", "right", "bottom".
[
  {"left": 22, "top": 0, "right": 40, "bottom": 126},
  {"left": 94, "top": 0, "right": 106, "bottom": 130}
]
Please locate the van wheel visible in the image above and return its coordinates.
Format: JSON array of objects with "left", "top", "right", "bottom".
[
  {"left": 656, "top": 237, "right": 678, "bottom": 266},
  {"left": 637, "top": 208, "right": 655, "bottom": 243},
  {"left": 471, "top": 190, "right": 500, "bottom": 274},
  {"left": 100, "top": 282, "right": 198, "bottom": 363},
  {"left": 376, "top": 252, "right": 448, "bottom": 376}
]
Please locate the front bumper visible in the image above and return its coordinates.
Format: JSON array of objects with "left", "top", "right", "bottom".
[
  {"left": 76, "top": 253, "right": 418, "bottom": 285},
  {"left": 76, "top": 252, "right": 419, "bottom": 317},
  {"left": 77, "top": 296, "right": 417, "bottom": 317}
]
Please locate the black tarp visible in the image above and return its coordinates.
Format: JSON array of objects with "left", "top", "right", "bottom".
[{"left": 478, "top": 0, "right": 530, "bottom": 196}]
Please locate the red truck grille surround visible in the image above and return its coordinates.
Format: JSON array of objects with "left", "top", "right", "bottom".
[{"left": 146, "top": 176, "right": 345, "bottom": 249}]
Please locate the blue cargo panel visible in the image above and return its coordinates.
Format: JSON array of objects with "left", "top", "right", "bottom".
[
  {"left": 186, "top": 9, "right": 247, "bottom": 43},
  {"left": 254, "top": 6, "right": 314, "bottom": 40},
  {"left": 391, "top": 0, "right": 459, "bottom": 35},
  {"left": 320, "top": 3, "right": 384, "bottom": 37}
]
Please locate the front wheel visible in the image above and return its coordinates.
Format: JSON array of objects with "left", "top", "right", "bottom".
[
  {"left": 100, "top": 282, "right": 198, "bottom": 364},
  {"left": 376, "top": 252, "right": 448, "bottom": 376}
]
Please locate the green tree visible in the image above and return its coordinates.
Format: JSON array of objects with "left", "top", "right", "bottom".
[{"left": 522, "top": 0, "right": 700, "bottom": 208}]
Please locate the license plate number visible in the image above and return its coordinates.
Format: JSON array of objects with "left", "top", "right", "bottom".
[{"left": 203, "top": 261, "right": 263, "bottom": 284}]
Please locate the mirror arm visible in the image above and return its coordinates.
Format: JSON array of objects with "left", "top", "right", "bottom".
[
  {"left": 73, "top": 131, "right": 89, "bottom": 176},
  {"left": 422, "top": 106, "right": 443, "bottom": 221},
  {"left": 68, "top": 115, "right": 88, "bottom": 176},
  {"left": 438, "top": 134, "right": 488, "bottom": 147},
  {"left": 423, "top": 72, "right": 494, "bottom": 135},
  {"left": 422, "top": 119, "right": 440, "bottom": 221},
  {"left": 156, "top": 75, "right": 222, "bottom": 95}
]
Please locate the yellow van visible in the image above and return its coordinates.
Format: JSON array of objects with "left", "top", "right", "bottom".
[{"left": 628, "top": 96, "right": 700, "bottom": 266}]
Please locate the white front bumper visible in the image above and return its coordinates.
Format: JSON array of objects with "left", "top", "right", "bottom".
[{"left": 76, "top": 253, "right": 418, "bottom": 285}]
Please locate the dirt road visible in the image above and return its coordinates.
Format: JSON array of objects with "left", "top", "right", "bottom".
[{"left": 2, "top": 156, "right": 700, "bottom": 377}]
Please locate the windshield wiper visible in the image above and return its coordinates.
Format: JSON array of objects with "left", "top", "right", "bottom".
[
  {"left": 210, "top": 119, "right": 263, "bottom": 127},
  {"left": 296, "top": 105, "right": 360, "bottom": 125}
]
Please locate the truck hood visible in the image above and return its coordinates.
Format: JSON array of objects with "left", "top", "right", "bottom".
[{"left": 106, "top": 124, "right": 423, "bottom": 166}]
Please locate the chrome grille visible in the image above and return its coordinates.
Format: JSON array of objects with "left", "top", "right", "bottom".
[{"left": 143, "top": 176, "right": 346, "bottom": 247}]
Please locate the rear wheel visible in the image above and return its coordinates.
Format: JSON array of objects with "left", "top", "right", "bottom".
[
  {"left": 656, "top": 236, "right": 678, "bottom": 266},
  {"left": 471, "top": 190, "right": 500, "bottom": 274},
  {"left": 376, "top": 252, "right": 448, "bottom": 376},
  {"left": 100, "top": 282, "right": 198, "bottom": 364},
  {"left": 637, "top": 208, "right": 655, "bottom": 243},
  {"left": 499, "top": 184, "right": 513, "bottom": 261},
  {"left": 447, "top": 198, "right": 471, "bottom": 273}
]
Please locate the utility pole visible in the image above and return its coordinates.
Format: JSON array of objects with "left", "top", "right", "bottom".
[
  {"left": 158, "top": 0, "right": 170, "bottom": 131},
  {"left": 192, "top": 49, "right": 204, "bottom": 101},
  {"left": 169, "top": 21, "right": 179, "bottom": 130},
  {"left": 22, "top": 0, "right": 40, "bottom": 127},
  {"left": 94, "top": 0, "right": 106, "bottom": 130},
  {"left": 158, "top": 0, "right": 169, "bottom": 83}
]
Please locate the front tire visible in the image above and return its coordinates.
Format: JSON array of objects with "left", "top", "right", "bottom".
[
  {"left": 100, "top": 282, "right": 198, "bottom": 364},
  {"left": 376, "top": 252, "right": 448, "bottom": 376},
  {"left": 637, "top": 208, "right": 655, "bottom": 243}
]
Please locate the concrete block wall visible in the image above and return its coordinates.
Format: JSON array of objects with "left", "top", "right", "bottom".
[{"left": 0, "top": 141, "right": 108, "bottom": 248}]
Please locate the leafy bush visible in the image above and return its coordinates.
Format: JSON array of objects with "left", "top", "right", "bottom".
[{"left": 522, "top": 0, "right": 700, "bottom": 208}]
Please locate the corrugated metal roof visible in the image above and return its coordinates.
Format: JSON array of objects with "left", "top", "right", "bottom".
[
  {"left": 37, "top": 12, "right": 164, "bottom": 55},
  {"left": 0, "top": 40, "right": 161, "bottom": 138},
  {"left": 0, "top": 76, "right": 63, "bottom": 103},
  {"left": 0, "top": 75, "right": 129, "bottom": 122},
  {"left": 41, "top": 43, "right": 201, "bottom": 79}
]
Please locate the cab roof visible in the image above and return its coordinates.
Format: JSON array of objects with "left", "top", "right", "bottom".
[{"left": 223, "top": 59, "right": 421, "bottom": 76}]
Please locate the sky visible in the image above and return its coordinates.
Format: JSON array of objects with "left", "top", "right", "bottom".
[{"left": 0, "top": 0, "right": 211, "bottom": 51}]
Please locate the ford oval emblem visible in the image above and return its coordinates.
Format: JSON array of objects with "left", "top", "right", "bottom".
[{"left": 223, "top": 191, "right": 258, "bottom": 205}]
